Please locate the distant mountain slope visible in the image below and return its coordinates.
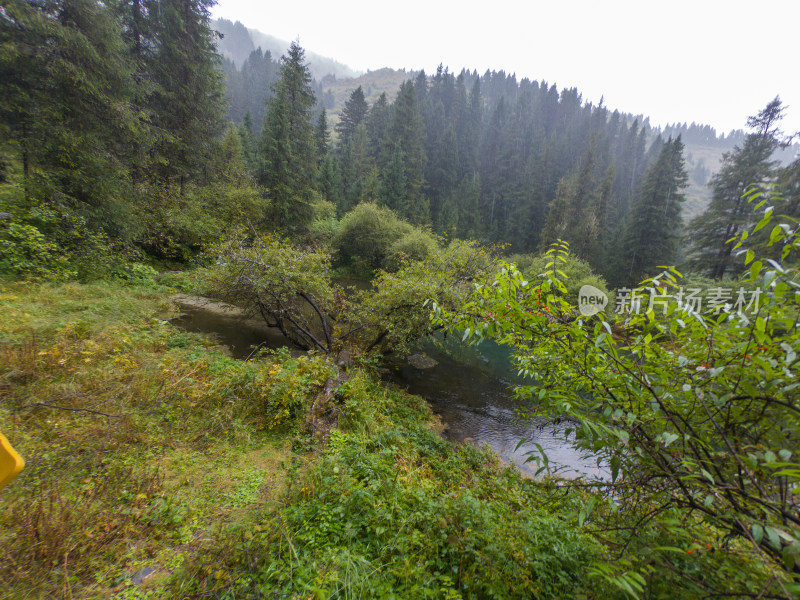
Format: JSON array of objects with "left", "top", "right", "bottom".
[
  {"left": 213, "top": 18, "right": 360, "bottom": 80},
  {"left": 320, "top": 67, "right": 412, "bottom": 136},
  {"left": 320, "top": 67, "right": 413, "bottom": 110}
]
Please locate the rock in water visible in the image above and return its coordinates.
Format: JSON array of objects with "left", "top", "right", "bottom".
[{"left": 407, "top": 353, "right": 438, "bottom": 369}]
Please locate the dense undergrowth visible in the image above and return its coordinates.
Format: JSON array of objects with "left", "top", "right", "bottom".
[
  {"left": 0, "top": 278, "right": 615, "bottom": 599},
  {"left": 175, "top": 375, "right": 610, "bottom": 600}
]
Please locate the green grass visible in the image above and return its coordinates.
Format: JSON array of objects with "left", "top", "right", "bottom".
[{"left": 0, "top": 279, "right": 310, "bottom": 598}]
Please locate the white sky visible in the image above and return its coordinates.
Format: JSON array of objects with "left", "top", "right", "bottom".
[{"left": 212, "top": 0, "right": 800, "bottom": 136}]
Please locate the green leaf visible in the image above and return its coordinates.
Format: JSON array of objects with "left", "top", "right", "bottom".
[
  {"left": 750, "top": 260, "right": 763, "bottom": 281},
  {"left": 752, "top": 524, "right": 764, "bottom": 544}
]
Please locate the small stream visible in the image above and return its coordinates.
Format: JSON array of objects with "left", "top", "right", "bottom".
[{"left": 173, "top": 298, "right": 605, "bottom": 478}]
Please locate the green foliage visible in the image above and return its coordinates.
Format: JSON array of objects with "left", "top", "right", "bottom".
[
  {"left": 135, "top": 182, "right": 267, "bottom": 261},
  {"left": 0, "top": 222, "right": 74, "bottom": 280},
  {"left": 110, "top": 262, "right": 159, "bottom": 285},
  {"left": 259, "top": 41, "right": 320, "bottom": 231},
  {"left": 263, "top": 355, "right": 332, "bottom": 428},
  {"left": 615, "top": 136, "right": 688, "bottom": 285},
  {"left": 687, "top": 99, "right": 785, "bottom": 279},
  {"left": 436, "top": 226, "right": 800, "bottom": 598},
  {"left": 335, "top": 85, "right": 369, "bottom": 144},
  {"left": 205, "top": 232, "right": 337, "bottom": 353},
  {"left": 206, "top": 228, "right": 496, "bottom": 357},
  {"left": 510, "top": 251, "right": 609, "bottom": 305},
  {"left": 333, "top": 203, "right": 413, "bottom": 273},
  {"left": 0, "top": 280, "right": 304, "bottom": 597},
  {"left": 383, "top": 227, "right": 439, "bottom": 271},
  {"left": 0, "top": 202, "right": 123, "bottom": 281},
  {"left": 179, "top": 371, "right": 611, "bottom": 599},
  {"left": 355, "top": 239, "right": 497, "bottom": 355}
]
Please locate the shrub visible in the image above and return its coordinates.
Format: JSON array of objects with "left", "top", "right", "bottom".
[
  {"left": 383, "top": 227, "right": 438, "bottom": 271},
  {"left": 0, "top": 222, "right": 75, "bottom": 280},
  {"left": 332, "top": 203, "right": 412, "bottom": 273},
  {"left": 135, "top": 182, "right": 267, "bottom": 261},
  {"left": 514, "top": 251, "right": 610, "bottom": 305}
]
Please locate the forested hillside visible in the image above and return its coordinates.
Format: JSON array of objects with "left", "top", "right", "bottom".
[{"left": 215, "top": 31, "right": 798, "bottom": 286}]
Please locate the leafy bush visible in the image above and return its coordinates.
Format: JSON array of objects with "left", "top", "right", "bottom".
[
  {"left": 264, "top": 355, "right": 332, "bottom": 428},
  {"left": 383, "top": 227, "right": 438, "bottom": 271},
  {"left": 135, "top": 182, "right": 267, "bottom": 261},
  {"left": 0, "top": 222, "right": 75, "bottom": 280},
  {"left": 512, "top": 251, "right": 609, "bottom": 304},
  {"left": 438, "top": 217, "right": 800, "bottom": 598},
  {"left": 110, "top": 261, "right": 158, "bottom": 285},
  {"left": 333, "top": 203, "right": 412, "bottom": 274}
]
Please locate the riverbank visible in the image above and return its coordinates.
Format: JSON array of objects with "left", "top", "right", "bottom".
[{"left": 0, "top": 278, "right": 612, "bottom": 599}]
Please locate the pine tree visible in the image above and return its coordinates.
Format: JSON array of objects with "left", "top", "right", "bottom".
[
  {"left": 1, "top": 0, "right": 139, "bottom": 214},
  {"left": 259, "top": 41, "right": 319, "bottom": 231},
  {"left": 316, "top": 108, "right": 330, "bottom": 161},
  {"left": 618, "top": 137, "right": 688, "bottom": 283},
  {"left": 147, "top": 0, "right": 225, "bottom": 191},
  {"left": 686, "top": 100, "right": 783, "bottom": 278},
  {"left": 238, "top": 112, "right": 258, "bottom": 175},
  {"left": 576, "top": 164, "right": 615, "bottom": 272},
  {"left": 454, "top": 173, "right": 482, "bottom": 239},
  {"left": 379, "top": 145, "right": 407, "bottom": 213},
  {"left": 318, "top": 152, "right": 344, "bottom": 210},
  {"left": 539, "top": 142, "right": 599, "bottom": 251},
  {"left": 386, "top": 81, "right": 428, "bottom": 224},
  {"left": 335, "top": 86, "right": 369, "bottom": 144}
]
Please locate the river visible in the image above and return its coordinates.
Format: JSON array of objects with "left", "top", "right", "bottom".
[{"left": 173, "top": 298, "right": 605, "bottom": 478}]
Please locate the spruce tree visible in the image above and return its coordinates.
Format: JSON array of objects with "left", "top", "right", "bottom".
[
  {"left": 539, "top": 142, "right": 599, "bottom": 251},
  {"left": 379, "top": 146, "right": 407, "bottom": 213},
  {"left": 335, "top": 86, "right": 369, "bottom": 144},
  {"left": 238, "top": 112, "right": 258, "bottom": 175},
  {"left": 259, "top": 41, "right": 319, "bottom": 231},
  {"left": 686, "top": 100, "right": 783, "bottom": 278},
  {"left": 1, "top": 0, "right": 139, "bottom": 214},
  {"left": 316, "top": 108, "right": 330, "bottom": 161},
  {"left": 386, "top": 81, "right": 428, "bottom": 224},
  {"left": 147, "top": 0, "right": 225, "bottom": 191},
  {"left": 619, "top": 137, "right": 688, "bottom": 283}
]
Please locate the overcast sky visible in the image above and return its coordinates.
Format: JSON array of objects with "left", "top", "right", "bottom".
[{"left": 212, "top": 0, "right": 800, "bottom": 136}]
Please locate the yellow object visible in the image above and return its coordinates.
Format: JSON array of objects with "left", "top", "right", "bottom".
[{"left": 0, "top": 432, "right": 24, "bottom": 491}]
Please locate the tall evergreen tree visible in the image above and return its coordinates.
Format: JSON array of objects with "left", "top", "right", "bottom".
[
  {"left": 339, "top": 123, "right": 377, "bottom": 213},
  {"left": 686, "top": 100, "right": 783, "bottom": 278},
  {"left": 315, "top": 108, "right": 330, "bottom": 161},
  {"left": 379, "top": 145, "right": 407, "bottom": 213},
  {"left": 385, "top": 81, "right": 428, "bottom": 224},
  {"left": 238, "top": 111, "right": 258, "bottom": 175},
  {"left": 618, "top": 137, "right": 688, "bottom": 283},
  {"left": 335, "top": 86, "right": 369, "bottom": 144},
  {"left": 147, "top": 0, "right": 225, "bottom": 191},
  {"left": 1, "top": 0, "right": 141, "bottom": 218},
  {"left": 539, "top": 142, "right": 599, "bottom": 251},
  {"left": 259, "top": 41, "right": 319, "bottom": 230}
]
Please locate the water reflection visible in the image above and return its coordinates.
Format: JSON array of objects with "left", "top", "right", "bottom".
[{"left": 389, "top": 344, "right": 606, "bottom": 479}]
